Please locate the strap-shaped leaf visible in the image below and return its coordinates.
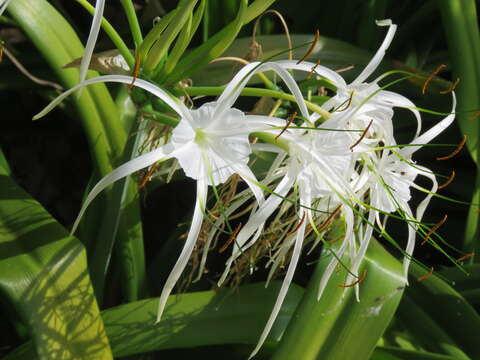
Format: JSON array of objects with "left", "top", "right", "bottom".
[
  {"left": 6, "top": 282, "right": 304, "bottom": 358},
  {"left": 272, "top": 239, "right": 405, "bottom": 360},
  {"left": 0, "top": 174, "right": 112, "bottom": 359}
]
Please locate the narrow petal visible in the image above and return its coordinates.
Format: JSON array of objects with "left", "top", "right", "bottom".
[
  {"left": 215, "top": 62, "right": 311, "bottom": 121},
  {"left": 401, "top": 93, "right": 456, "bottom": 158},
  {"left": 156, "top": 175, "right": 208, "bottom": 323},
  {"left": 399, "top": 201, "right": 416, "bottom": 282},
  {"left": 34, "top": 75, "right": 191, "bottom": 121},
  {"left": 71, "top": 143, "right": 174, "bottom": 234},
  {"left": 375, "top": 90, "right": 422, "bottom": 138},
  {"left": 79, "top": 0, "right": 105, "bottom": 84},
  {"left": 274, "top": 60, "right": 347, "bottom": 89},
  {"left": 249, "top": 208, "right": 307, "bottom": 359},
  {"left": 218, "top": 173, "right": 295, "bottom": 286},
  {"left": 317, "top": 206, "right": 353, "bottom": 300},
  {"left": 353, "top": 20, "right": 397, "bottom": 85},
  {"left": 232, "top": 162, "right": 264, "bottom": 206}
]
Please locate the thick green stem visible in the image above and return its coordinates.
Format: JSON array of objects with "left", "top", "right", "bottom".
[{"left": 120, "top": 0, "right": 143, "bottom": 48}]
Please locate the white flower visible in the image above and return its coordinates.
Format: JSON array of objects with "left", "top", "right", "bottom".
[{"left": 34, "top": 60, "right": 313, "bottom": 323}]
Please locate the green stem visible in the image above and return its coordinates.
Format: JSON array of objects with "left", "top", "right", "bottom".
[
  {"left": 74, "top": 0, "right": 135, "bottom": 69},
  {"left": 120, "top": 0, "right": 143, "bottom": 48}
]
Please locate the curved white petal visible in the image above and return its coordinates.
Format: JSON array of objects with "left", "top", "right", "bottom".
[
  {"left": 317, "top": 206, "right": 354, "bottom": 300},
  {"left": 353, "top": 20, "right": 397, "bottom": 85},
  {"left": 375, "top": 90, "right": 422, "bottom": 138},
  {"left": 249, "top": 208, "right": 307, "bottom": 360},
  {"left": 71, "top": 143, "right": 174, "bottom": 234},
  {"left": 401, "top": 93, "right": 456, "bottom": 158},
  {"left": 156, "top": 175, "right": 208, "bottom": 323},
  {"left": 218, "top": 173, "right": 295, "bottom": 286},
  {"left": 274, "top": 60, "right": 348, "bottom": 89},
  {"left": 79, "top": 0, "right": 105, "bottom": 84},
  {"left": 215, "top": 61, "right": 311, "bottom": 121},
  {"left": 34, "top": 75, "right": 191, "bottom": 121},
  {"left": 231, "top": 162, "right": 264, "bottom": 206}
]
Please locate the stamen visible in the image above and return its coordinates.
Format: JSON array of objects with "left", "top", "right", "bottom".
[
  {"left": 296, "top": 29, "right": 320, "bottom": 64},
  {"left": 456, "top": 252, "right": 475, "bottom": 262},
  {"left": 338, "top": 269, "right": 367, "bottom": 288},
  {"left": 306, "top": 60, "right": 321, "bottom": 80},
  {"left": 438, "top": 170, "right": 456, "bottom": 190},
  {"left": 469, "top": 111, "right": 480, "bottom": 121},
  {"left": 335, "top": 91, "right": 354, "bottom": 112},
  {"left": 287, "top": 213, "right": 306, "bottom": 236},
  {"left": 219, "top": 222, "right": 242, "bottom": 253},
  {"left": 350, "top": 119, "right": 373, "bottom": 151},
  {"left": 422, "top": 64, "right": 446, "bottom": 95},
  {"left": 335, "top": 65, "right": 354, "bottom": 73},
  {"left": 328, "top": 234, "right": 345, "bottom": 243},
  {"left": 422, "top": 215, "right": 448, "bottom": 245},
  {"left": 317, "top": 205, "right": 342, "bottom": 233},
  {"left": 436, "top": 135, "right": 467, "bottom": 161},
  {"left": 439, "top": 77, "right": 460, "bottom": 94},
  {"left": 128, "top": 53, "right": 141, "bottom": 89},
  {"left": 139, "top": 163, "right": 158, "bottom": 189},
  {"left": 416, "top": 266, "right": 434, "bottom": 281},
  {"left": 275, "top": 111, "right": 297, "bottom": 141}
]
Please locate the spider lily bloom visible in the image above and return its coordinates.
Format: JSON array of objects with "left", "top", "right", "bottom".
[
  {"left": 345, "top": 93, "right": 457, "bottom": 289},
  {"left": 218, "top": 114, "right": 359, "bottom": 359},
  {"left": 34, "top": 60, "right": 313, "bottom": 323}
]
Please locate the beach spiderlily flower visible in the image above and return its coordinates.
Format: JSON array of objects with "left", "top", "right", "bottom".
[{"left": 34, "top": 60, "right": 315, "bottom": 323}]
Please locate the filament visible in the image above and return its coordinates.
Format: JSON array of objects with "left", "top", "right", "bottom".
[
  {"left": 296, "top": 29, "right": 320, "bottom": 64},
  {"left": 438, "top": 170, "right": 456, "bottom": 190},
  {"left": 338, "top": 269, "right": 367, "bottom": 288},
  {"left": 436, "top": 135, "right": 467, "bottom": 161},
  {"left": 422, "top": 215, "right": 448, "bottom": 245},
  {"left": 422, "top": 64, "right": 446, "bottom": 95},
  {"left": 416, "top": 266, "right": 434, "bottom": 281}
]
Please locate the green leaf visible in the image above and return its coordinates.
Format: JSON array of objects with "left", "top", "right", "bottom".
[
  {"left": 7, "top": 0, "right": 123, "bottom": 175},
  {"left": 438, "top": 0, "right": 480, "bottom": 258},
  {"left": 272, "top": 239, "right": 405, "bottom": 360},
  {"left": 372, "top": 346, "right": 462, "bottom": 360},
  {"left": 398, "top": 263, "right": 480, "bottom": 359},
  {"left": 0, "top": 174, "right": 112, "bottom": 359},
  {"left": 6, "top": 282, "right": 304, "bottom": 358}
]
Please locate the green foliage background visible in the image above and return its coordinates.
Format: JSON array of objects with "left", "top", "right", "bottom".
[{"left": 0, "top": 0, "right": 478, "bottom": 359}]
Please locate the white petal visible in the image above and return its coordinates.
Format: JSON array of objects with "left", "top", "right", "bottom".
[
  {"left": 232, "top": 162, "right": 264, "bottom": 206},
  {"left": 375, "top": 90, "right": 422, "bottom": 138},
  {"left": 79, "top": 0, "right": 105, "bottom": 84},
  {"left": 34, "top": 75, "right": 191, "bottom": 121},
  {"left": 401, "top": 93, "right": 456, "bottom": 158},
  {"left": 317, "top": 206, "right": 353, "bottom": 300},
  {"left": 274, "top": 60, "right": 347, "bottom": 89},
  {"left": 353, "top": 20, "right": 397, "bottom": 85},
  {"left": 156, "top": 175, "right": 208, "bottom": 322},
  {"left": 249, "top": 208, "right": 307, "bottom": 359},
  {"left": 218, "top": 173, "right": 295, "bottom": 286},
  {"left": 71, "top": 143, "right": 174, "bottom": 234},
  {"left": 215, "top": 61, "right": 311, "bottom": 121}
]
